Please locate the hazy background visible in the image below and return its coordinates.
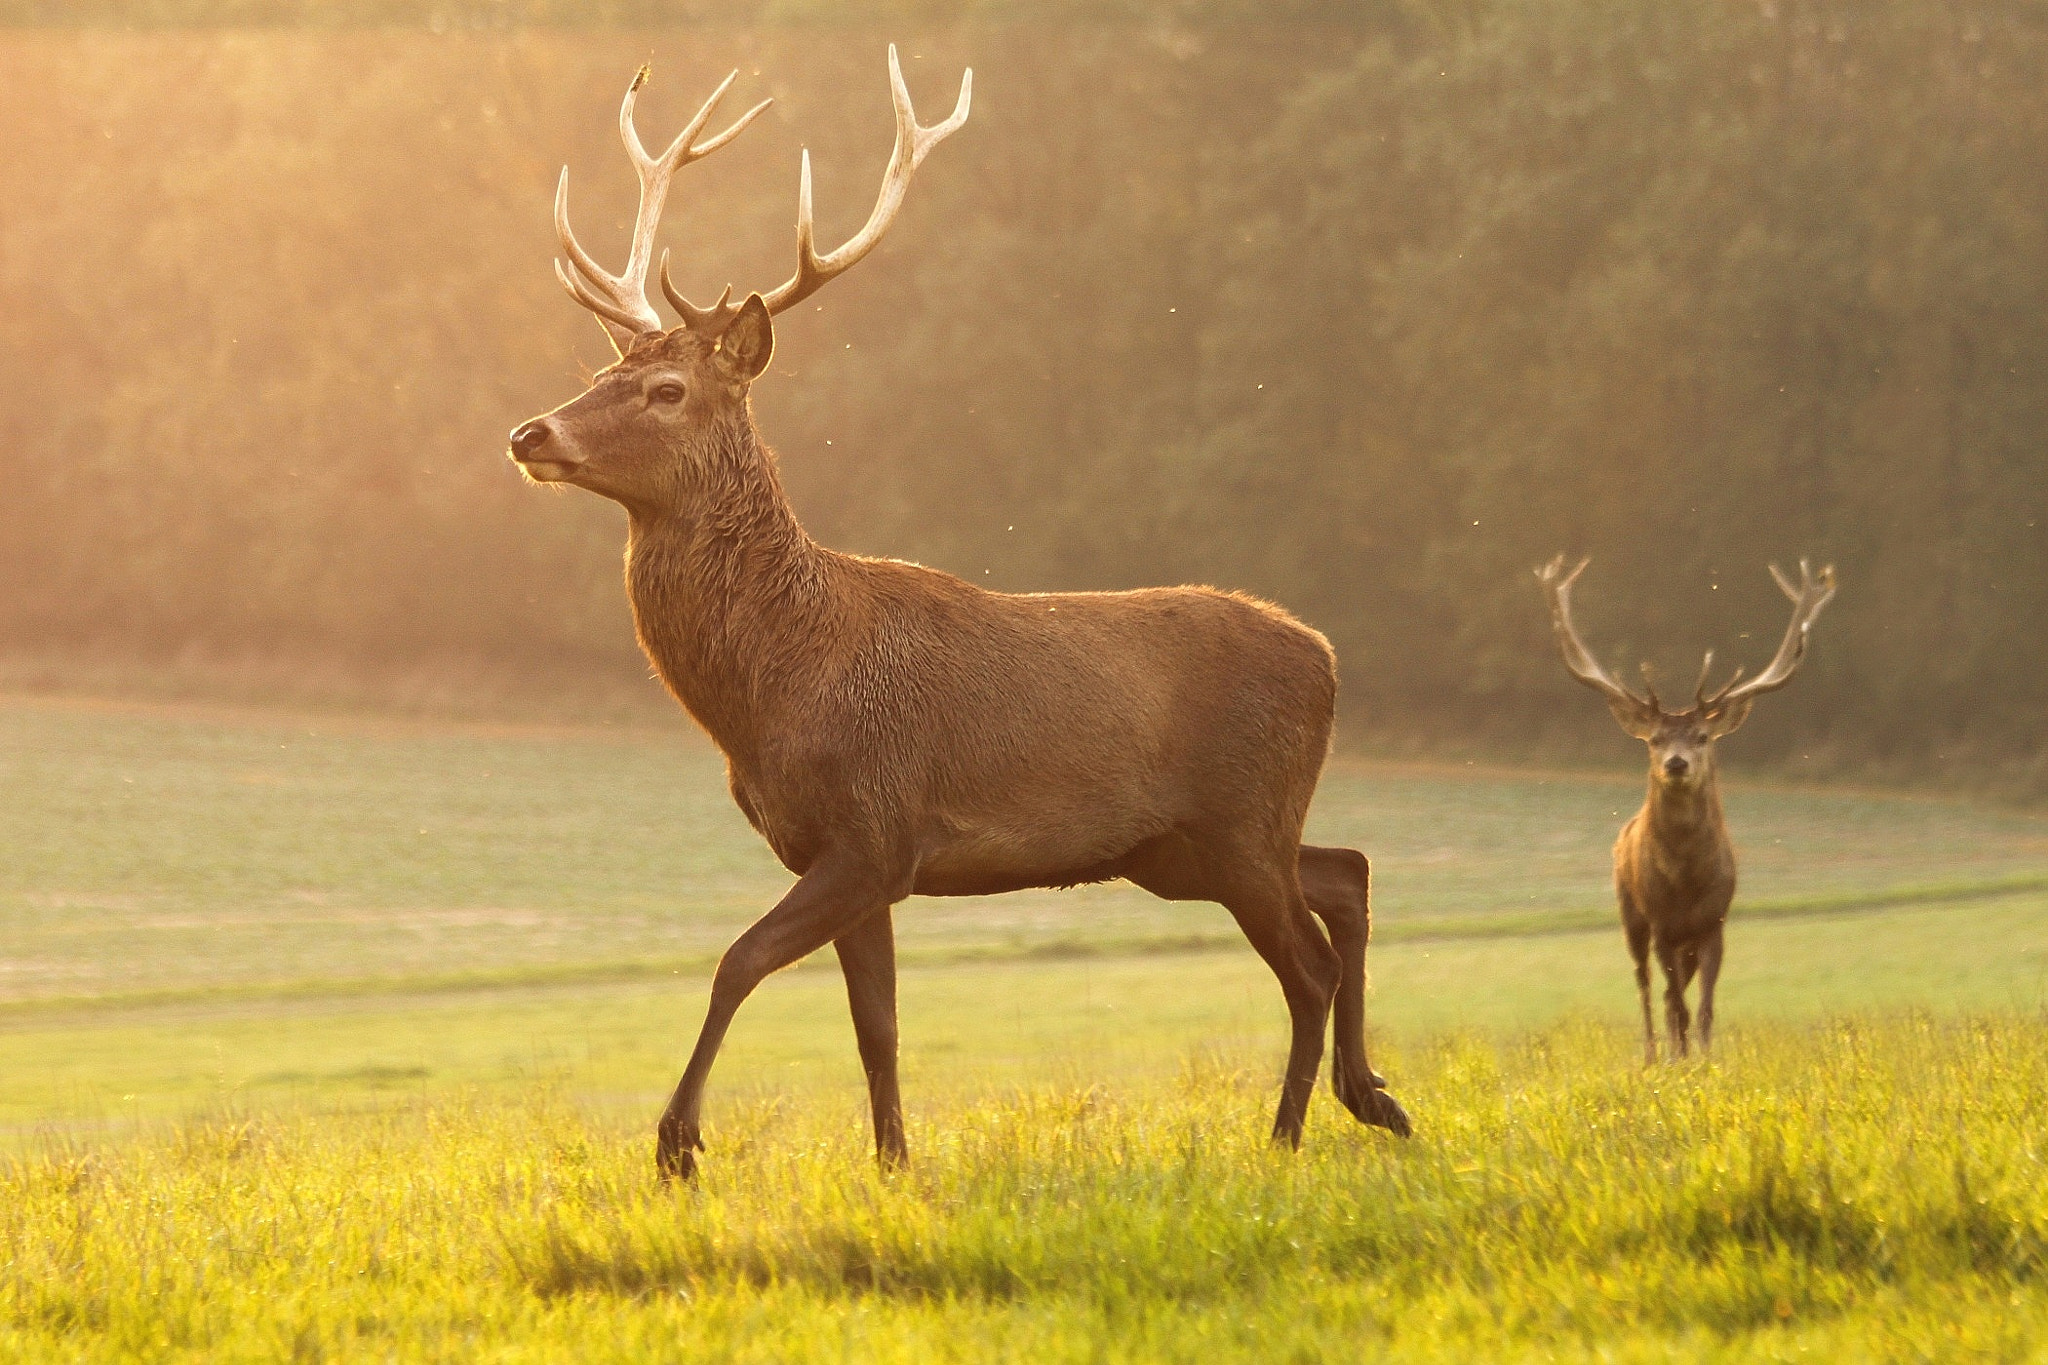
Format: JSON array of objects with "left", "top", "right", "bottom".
[{"left": 1, "top": 0, "right": 2042, "bottom": 793}]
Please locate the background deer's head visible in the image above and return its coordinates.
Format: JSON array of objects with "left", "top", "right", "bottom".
[{"left": 1536, "top": 556, "right": 1837, "bottom": 791}]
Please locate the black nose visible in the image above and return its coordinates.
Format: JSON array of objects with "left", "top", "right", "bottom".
[
  {"left": 510, "top": 419, "right": 552, "bottom": 455},
  {"left": 1664, "top": 755, "right": 1690, "bottom": 776}
]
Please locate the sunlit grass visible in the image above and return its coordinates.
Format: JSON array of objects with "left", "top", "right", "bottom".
[
  {"left": 5, "top": 1014, "right": 2044, "bottom": 1362},
  {"left": 6, "top": 698, "right": 2047, "bottom": 1356}
]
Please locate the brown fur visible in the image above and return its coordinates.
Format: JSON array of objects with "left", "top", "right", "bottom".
[
  {"left": 1613, "top": 714, "right": 1737, "bottom": 1062},
  {"left": 512, "top": 303, "right": 1410, "bottom": 1179}
]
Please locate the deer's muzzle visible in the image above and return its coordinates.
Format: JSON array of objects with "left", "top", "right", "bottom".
[{"left": 508, "top": 418, "right": 583, "bottom": 481}]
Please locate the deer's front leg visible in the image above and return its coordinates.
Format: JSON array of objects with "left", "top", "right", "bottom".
[
  {"left": 834, "top": 907, "right": 907, "bottom": 1168},
  {"left": 657, "top": 851, "right": 893, "bottom": 1182},
  {"left": 1694, "top": 926, "right": 1726, "bottom": 1053},
  {"left": 1623, "top": 908, "right": 1655, "bottom": 1065},
  {"left": 1658, "top": 946, "right": 1692, "bottom": 1059}
]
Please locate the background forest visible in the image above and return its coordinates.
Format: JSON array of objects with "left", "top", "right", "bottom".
[{"left": 1, "top": 0, "right": 2042, "bottom": 791}]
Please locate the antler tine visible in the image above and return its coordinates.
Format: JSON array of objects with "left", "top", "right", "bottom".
[
  {"left": 622, "top": 67, "right": 724, "bottom": 173},
  {"left": 659, "top": 250, "right": 734, "bottom": 332},
  {"left": 758, "top": 45, "right": 972, "bottom": 317},
  {"left": 554, "top": 170, "right": 643, "bottom": 350},
  {"left": 1707, "top": 560, "right": 1839, "bottom": 708},
  {"left": 615, "top": 70, "right": 773, "bottom": 285},
  {"left": 1535, "top": 555, "right": 1653, "bottom": 712},
  {"left": 554, "top": 64, "right": 772, "bottom": 353}
]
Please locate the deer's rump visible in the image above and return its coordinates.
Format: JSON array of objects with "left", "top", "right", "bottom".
[{"left": 819, "top": 564, "right": 1340, "bottom": 896}]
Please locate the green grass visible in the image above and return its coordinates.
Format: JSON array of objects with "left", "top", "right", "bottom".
[
  {"left": 4, "top": 693, "right": 2047, "bottom": 1359},
  {"left": 4, "top": 1016, "right": 2046, "bottom": 1362}
]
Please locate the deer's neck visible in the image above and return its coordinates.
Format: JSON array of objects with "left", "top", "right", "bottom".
[
  {"left": 623, "top": 413, "right": 838, "bottom": 767},
  {"left": 1642, "top": 768, "right": 1727, "bottom": 851}
]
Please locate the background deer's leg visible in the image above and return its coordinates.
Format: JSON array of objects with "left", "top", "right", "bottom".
[
  {"left": 1657, "top": 941, "right": 1692, "bottom": 1059},
  {"left": 1623, "top": 905, "right": 1655, "bottom": 1064},
  {"left": 657, "top": 852, "right": 890, "bottom": 1181},
  {"left": 833, "top": 906, "right": 907, "bottom": 1168},
  {"left": 1694, "top": 925, "right": 1726, "bottom": 1052},
  {"left": 1299, "top": 845, "right": 1410, "bottom": 1136}
]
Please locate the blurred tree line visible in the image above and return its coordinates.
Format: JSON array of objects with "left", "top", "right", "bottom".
[{"left": 0, "top": 0, "right": 2042, "bottom": 791}]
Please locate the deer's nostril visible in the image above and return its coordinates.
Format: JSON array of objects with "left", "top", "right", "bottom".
[
  {"left": 511, "top": 421, "right": 551, "bottom": 454},
  {"left": 1664, "top": 755, "right": 1689, "bottom": 775}
]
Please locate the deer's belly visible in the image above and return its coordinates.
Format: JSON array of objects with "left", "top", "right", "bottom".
[{"left": 910, "top": 812, "right": 1171, "bottom": 897}]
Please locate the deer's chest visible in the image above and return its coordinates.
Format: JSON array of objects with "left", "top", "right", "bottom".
[
  {"left": 1619, "top": 818, "right": 1735, "bottom": 931},
  {"left": 725, "top": 767, "right": 831, "bottom": 877}
]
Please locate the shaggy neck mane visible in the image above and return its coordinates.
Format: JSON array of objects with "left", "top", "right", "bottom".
[
  {"left": 1644, "top": 764, "right": 1725, "bottom": 842},
  {"left": 624, "top": 406, "right": 838, "bottom": 766}
]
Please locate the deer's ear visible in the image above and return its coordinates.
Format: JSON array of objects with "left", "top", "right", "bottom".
[
  {"left": 1702, "top": 697, "right": 1756, "bottom": 738},
  {"left": 715, "top": 294, "right": 775, "bottom": 383},
  {"left": 1607, "top": 698, "right": 1661, "bottom": 740}
]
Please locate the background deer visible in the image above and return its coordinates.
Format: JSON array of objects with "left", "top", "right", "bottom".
[
  {"left": 1536, "top": 556, "right": 1837, "bottom": 1062},
  {"left": 508, "top": 51, "right": 1411, "bottom": 1180}
]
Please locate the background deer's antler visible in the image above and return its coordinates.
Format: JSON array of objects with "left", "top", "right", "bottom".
[
  {"left": 1535, "top": 556, "right": 1657, "bottom": 722},
  {"left": 1700, "top": 560, "right": 1838, "bottom": 714}
]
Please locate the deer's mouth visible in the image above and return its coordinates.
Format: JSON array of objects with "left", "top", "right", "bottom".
[{"left": 508, "top": 448, "right": 583, "bottom": 484}]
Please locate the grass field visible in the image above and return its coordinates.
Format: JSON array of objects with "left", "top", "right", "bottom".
[{"left": 3, "top": 694, "right": 2046, "bottom": 1360}]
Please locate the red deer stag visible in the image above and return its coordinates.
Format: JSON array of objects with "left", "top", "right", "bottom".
[
  {"left": 508, "top": 52, "right": 1412, "bottom": 1180},
  {"left": 1536, "top": 556, "right": 1836, "bottom": 1062}
]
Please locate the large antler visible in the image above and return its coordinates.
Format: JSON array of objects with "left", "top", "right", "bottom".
[
  {"left": 554, "top": 65, "right": 772, "bottom": 354},
  {"left": 1700, "top": 560, "right": 1837, "bottom": 714},
  {"left": 661, "top": 45, "right": 971, "bottom": 332},
  {"left": 1536, "top": 556, "right": 1660, "bottom": 722}
]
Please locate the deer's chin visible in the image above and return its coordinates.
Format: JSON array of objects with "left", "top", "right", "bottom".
[{"left": 511, "top": 455, "right": 581, "bottom": 485}]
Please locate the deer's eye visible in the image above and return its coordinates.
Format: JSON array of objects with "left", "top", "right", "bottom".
[{"left": 651, "top": 382, "right": 686, "bottom": 405}]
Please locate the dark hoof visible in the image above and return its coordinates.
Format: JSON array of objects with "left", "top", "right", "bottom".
[
  {"left": 1367, "top": 1089, "right": 1414, "bottom": 1139},
  {"left": 655, "top": 1125, "right": 701, "bottom": 1183},
  {"left": 1334, "top": 1065, "right": 1414, "bottom": 1138}
]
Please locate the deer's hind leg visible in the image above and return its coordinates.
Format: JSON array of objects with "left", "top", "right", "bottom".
[
  {"left": 1224, "top": 870, "right": 1339, "bottom": 1148},
  {"left": 1299, "top": 845, "right": 1410, "bottom": 1137},
  {"left": 1122, "top": 834, "right": 1339, "bottom": 1148}
]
